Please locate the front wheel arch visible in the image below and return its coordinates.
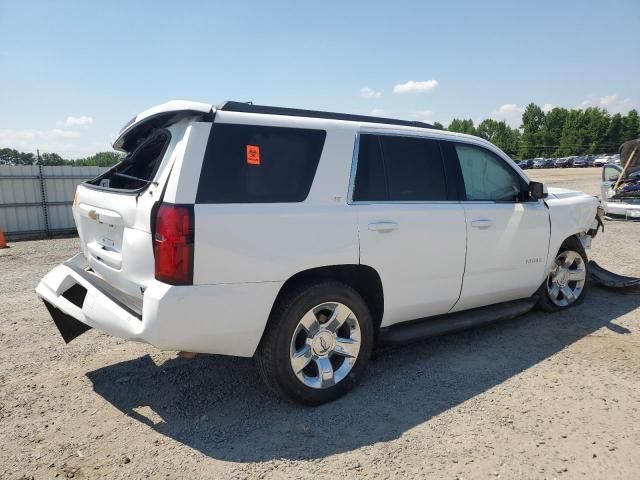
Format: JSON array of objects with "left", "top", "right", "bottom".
[{"left": 536, "top": 236, "right": 590, "bottom": 312}]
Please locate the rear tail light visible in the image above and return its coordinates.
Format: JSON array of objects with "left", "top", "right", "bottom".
[{"left": 153, "top": 203, "right": 194, "bottom": 285}]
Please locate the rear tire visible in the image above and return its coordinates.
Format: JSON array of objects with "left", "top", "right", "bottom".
[
  {"left": 255, "top": 281, "right": 374, "bottom": 406},
  {"left": 536, "top": 237, "right": 590, "bottom": 312}
]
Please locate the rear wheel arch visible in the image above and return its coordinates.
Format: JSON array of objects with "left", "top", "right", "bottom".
[{"left": 262, "top": 264, "right": 384, "bottom": 341}]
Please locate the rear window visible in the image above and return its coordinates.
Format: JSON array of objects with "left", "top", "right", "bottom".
[
  {"left": 196, "top": 123, "right": 326, "bottom": 203},
  {"left": 87, "top": 129, "right": 170, "bottom": 191}
]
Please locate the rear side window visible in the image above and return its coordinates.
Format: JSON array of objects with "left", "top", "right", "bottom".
[
  {"left": 353, "top": 134, "right": 448, "bottom": 202},
  {"left": 352, "top": 135, "right": 387, "bottom": 201},
  {"left": 196, "top": 124, "right": 326, "bottom": 203}
]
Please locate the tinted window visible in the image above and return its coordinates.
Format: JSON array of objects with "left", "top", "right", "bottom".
[
  {"left": 196, "top": 124, "right": 326, "bottom": 203},
  {"left": 454, "top": 144, "right": 521, "bottom": 201},
  {"left": 353, "top": 135, "right": 387, "bottom": 201},
  {"left": 381, "top": 136, "right": 447, "bottom": 201},
  {"left": 353, "top": 134, "right": 448, "bottom": 202}
]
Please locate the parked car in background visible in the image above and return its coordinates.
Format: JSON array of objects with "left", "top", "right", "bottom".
[
  {"left": 35, "top": 99, "right": 603, "bottom": 405},
  {"left": 543, "top": 159, "right": 556, "bottom": 168},
  {"left": 594, "top": 156, "right": 609, "bottom": 167},
  {"left": 573, "top": 156, "right": 587, "bottom": 168},
  {"left": 519, "top": 159, "right": 535, "bottom": 169},
  {"left": 555, "top": 157, "right": 570, "bottom": 168},
  {"left": 584, "top": 155, "right": 597, "bottom": 167},
  {"left": 533, "top": 158, "right": 547, "bottom": 169},
  {"left": 610, "top": 153, "right": 621, "bottom": 165}
]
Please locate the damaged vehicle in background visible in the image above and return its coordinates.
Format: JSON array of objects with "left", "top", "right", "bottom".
[{"left": 601, "top": 139, "right": 640, "bottom": 221}]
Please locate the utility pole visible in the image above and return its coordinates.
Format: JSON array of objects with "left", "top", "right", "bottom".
[{"left": 37, "top": 149, "right": 41, "bottom": 165}]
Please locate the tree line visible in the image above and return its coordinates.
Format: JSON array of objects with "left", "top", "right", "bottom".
[
  {"left": 439, "top": 103, "right": 639, "bottom": 159},
  {"left": 2, "top": 103, "right": 639, "bottom": 165},
  {"left": 0, "top": 149, "right": 123, "bottom": 167}
]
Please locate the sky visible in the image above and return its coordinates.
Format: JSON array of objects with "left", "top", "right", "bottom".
[{"left": 0, "top": 0, "right": 639, "bottom": 158}]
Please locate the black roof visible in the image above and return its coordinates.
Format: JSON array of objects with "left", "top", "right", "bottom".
[{"left": 218, "top": 101, "right": 434, "bottom": 130}]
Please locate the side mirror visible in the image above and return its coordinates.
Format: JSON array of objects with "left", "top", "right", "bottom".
[{"left": 529, "top": 181, "right": 547, "bottom": 200}]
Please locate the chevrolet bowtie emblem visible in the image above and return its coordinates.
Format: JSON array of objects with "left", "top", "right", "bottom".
[{"left": 88, "top": 209, "right": 99, "bottom": 221}]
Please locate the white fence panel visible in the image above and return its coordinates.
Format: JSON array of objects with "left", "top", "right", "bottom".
[{"left": 0, "top": 165, "right": 109, "bottom": 240}]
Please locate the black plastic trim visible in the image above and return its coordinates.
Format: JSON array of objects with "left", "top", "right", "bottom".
[
  {"left": 219, "top": 101, "right": 434, "bottom": 130},
  {"left": 42, "top": 300, "right": 92, "bottom": 343},
  {"left": 379, "top": 298, "right": 536, "bottom": 344}
]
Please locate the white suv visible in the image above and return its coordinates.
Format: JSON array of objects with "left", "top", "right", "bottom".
[{"left": 37, "top": 100, "right": 601, "bottom": 405}]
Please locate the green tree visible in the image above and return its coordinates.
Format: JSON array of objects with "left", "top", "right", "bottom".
[
  {"left": 519, "top": 103, "right": 545, "bottom": 158},
  {"left": 622, "top": 109, "right": 640, "bottom": 141},
  {"left": 0, "top": 148, "right": 36, "bottom": 165},
  {"left": 605, "top": 113, "right": 624, "bottom": 150},
  {"left": 432, "top": 121, "right": 444, "bottom": 130},
  {"left": 476, "top": 119, "right": 520, "bottom": 157},
  {"left": 72, "top": 151, "right": 122, "bottom": 167},
  {"left": 447, "top": 118, "right": 476, "bottom": 135},
  {"left": 39, "top": 152, "right": 65, "bottom": 165},
  {"left": 540, "top": 107, "right": 569, "bottom": 156}
]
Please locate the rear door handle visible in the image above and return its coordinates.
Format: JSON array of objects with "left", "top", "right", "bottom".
[
  {"left": 471, "top": 219, "right": 493, "bottom": 229},
  {"left": 368, "top": 221, "right": 399, "bottom": 232}
]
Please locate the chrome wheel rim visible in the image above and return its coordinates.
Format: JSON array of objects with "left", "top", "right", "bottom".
[
  {"left": 547, "top": 250, "right": 586, "bottom": 307},
  {"left": 289, "top": 302, "right": 361, "bottom": 389}
]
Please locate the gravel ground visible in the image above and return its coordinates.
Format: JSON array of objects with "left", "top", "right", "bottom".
[{"left": 1, "top": 168, "right": 639, "bottom": 480}]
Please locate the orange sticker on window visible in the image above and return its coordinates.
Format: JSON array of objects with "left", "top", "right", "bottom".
[{"left": 246, "top": 145, "right": 260, "bottom": 165}]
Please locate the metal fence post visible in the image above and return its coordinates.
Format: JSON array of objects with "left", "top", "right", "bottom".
[{"left": 38, "top": 165, "right": 50, "bottom": 239}]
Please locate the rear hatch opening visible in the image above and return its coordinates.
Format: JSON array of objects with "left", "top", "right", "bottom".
[{"left": 87, "top": 129, "right": 171, "bottom": 191}]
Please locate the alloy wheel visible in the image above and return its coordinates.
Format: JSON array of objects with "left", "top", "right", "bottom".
[
  {"left": 289, "top": 302, "right": 361, "bottom": 389},
  {"left": 547, "top": 250, "right": 586, "bottom": 307}
]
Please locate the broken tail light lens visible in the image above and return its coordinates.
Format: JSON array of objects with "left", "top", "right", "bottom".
[{"left": 153, "top": 203, "right": 194, "bottom": 285}]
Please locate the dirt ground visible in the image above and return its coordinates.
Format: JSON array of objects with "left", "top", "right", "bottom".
[{"left": 1, "top": 168, "right": 639, "bottom": 480}]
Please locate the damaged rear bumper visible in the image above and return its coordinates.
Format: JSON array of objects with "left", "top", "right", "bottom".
[
  {"left": 36, "top": 254, "right": 284, "bottom": 357},
  {"left": 36, "top": 254, "right": 144, "bottom": 343}
]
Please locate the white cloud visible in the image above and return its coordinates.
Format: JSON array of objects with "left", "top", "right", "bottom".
[
  {"left": 51, "top": 129, "right": 80, "bottom": 138},
  {"left": 490, "top": 103, "right": 525, "bottom": 128},
  {"left": 576, "top": 94, "right": 635, "bottom": 113},
  {"left": 370, "top": 108, "right": 387, "bottom": 116},
  {"left": 393, "top": 79, "right": 439, "bottom": 94},
  {"left": 413, "top": 110, "right": 435, "bottom": 122},
  {"left": 542, "top": 103, "right": 556, "bottom": 113},
  {"left": 57, "top": 115, "right": 93, "bottom": 127},
  {"left": 360, "top": 87, "right": 381, "bottom": 98}
]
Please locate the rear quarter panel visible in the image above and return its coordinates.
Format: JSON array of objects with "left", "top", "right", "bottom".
[{"left": 192, "top": 113, "right": 359, "bottom": 284}]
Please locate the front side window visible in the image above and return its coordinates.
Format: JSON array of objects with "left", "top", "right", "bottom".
[
  {"left": 353, "top": 134, "right": 448, "bottom": 202},
  {"left": 454, "top": 144, "right": 522, "bottom": 202},
  {"left": 196, "top": 124, "right": 326, "bottom": 203}
]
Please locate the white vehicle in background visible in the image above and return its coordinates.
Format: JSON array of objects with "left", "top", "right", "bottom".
[
  {"left": 601, "top": 163, "right": 640, "bottom": 220},
  {"left": 37, "top": 100, "right": 603, "bottom": 405},
  {"left": 594, "top": 156, "right": 610, "bottom": 167}
]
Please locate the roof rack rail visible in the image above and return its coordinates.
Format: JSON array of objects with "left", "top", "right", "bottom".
[{"left": 218, "top": 101, "right": 434, "bottom": 130}]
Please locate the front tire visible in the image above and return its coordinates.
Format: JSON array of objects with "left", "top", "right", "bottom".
[
  {"left": 536, "top": 237, "right": 589, "bottom": 312},
  {"left": 255, "top": 281, "right": 374, "bottom": 405}
]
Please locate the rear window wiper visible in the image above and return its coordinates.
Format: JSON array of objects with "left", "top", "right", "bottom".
[{"left": 112, "top": 172, "right": 159, "bottom": 186}]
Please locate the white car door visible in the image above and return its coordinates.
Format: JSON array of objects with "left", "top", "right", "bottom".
[
  {"left": 352, "top": 133, "right": 467, "bottom": 326},
  {"left": 447, "top": 142, "right": 550, "bottom": 312}
]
